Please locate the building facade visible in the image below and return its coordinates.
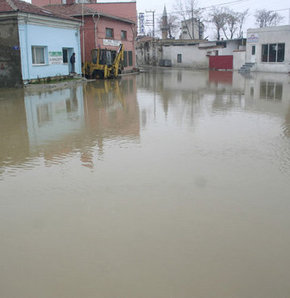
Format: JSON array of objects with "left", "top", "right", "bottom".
[
  {"left": 31, "top": 0, "right": 137, "bottom": 70},
  {"left": 0, "top": 0, "right": 81, "bottom": 87},
  {"left": 246, "top": 25, "right": 290, "bottom": 73}
]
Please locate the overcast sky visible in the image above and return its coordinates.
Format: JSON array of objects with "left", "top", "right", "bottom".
[
  {"left": 25, "top": 0, "right": 289, "bottom": 39},
  {"left": 102, "top": 0, "right": 290, "bottom": 39}
]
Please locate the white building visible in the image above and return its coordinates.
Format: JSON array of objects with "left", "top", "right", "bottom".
[
  {"left": 246, "top": 25, "right": 290, "bottom": 73},
  {"left": 179, "top": 18, "right": 204, "bottom": 40}
]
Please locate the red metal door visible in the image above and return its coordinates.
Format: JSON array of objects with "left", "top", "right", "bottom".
[{"left": 209, "top": 55, "right": 233, "bottom": 70}]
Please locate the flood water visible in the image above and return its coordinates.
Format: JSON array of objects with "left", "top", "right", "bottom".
[{"left": 1, "top": 69, "right": 290, "bottom": 298}]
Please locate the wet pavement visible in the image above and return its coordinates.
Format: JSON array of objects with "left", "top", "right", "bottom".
[{"left": 1, "top": 69, "right": 290, "bottom": 298}]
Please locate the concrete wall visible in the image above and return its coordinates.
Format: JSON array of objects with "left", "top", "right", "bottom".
[
  {"left": 246, "top": 25, "right": 290, "bottom": 73},
  {"left": 18, "top": 21, "right": 81, "bottom": 81},
  {"left": 162, "top": 45, "right": 209, "bottom": 69},
  {"left": 218, "top": 40, "right": 242, "bottom": 55},
  {"left": 0, "top": 16, "right": 23, "bottom": 88},
  {"left": 233, "top": 51, "right": 246, "bottom": 70},
  {"left": 136, "top": 41, "right": 162, "bottom": 66}
]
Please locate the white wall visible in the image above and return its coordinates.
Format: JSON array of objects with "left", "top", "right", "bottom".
[
  {"left": 233, "top": 51, "right": 246, "bottom": 70},
  {"left": 162, "top": 45, "right": 209, "bottom": 69},
  {"left": 246, "top": 25, "right": 290, "bottom": 73},
  {"left": 219, "top": 40, "right": 241, "bottom": 56}
]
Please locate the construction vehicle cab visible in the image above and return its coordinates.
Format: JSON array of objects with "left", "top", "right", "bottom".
[{"left": 83, "top": 44, "right": 124, "bottom": 79}]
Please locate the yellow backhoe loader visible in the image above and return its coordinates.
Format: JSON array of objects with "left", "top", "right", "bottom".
[{"left": 83, "top": 44, "right": 124, "bottom": 79}]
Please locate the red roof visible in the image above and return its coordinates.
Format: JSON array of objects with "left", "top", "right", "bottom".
[{"left": 0, "top": 0, "right": 79, "bottom": 21}]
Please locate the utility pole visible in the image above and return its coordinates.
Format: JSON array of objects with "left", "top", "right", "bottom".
[{"left": 145, "top": 10, "right": 155, "bottom": 38}]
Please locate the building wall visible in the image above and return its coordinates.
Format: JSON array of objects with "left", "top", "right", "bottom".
[
  {"left": 136, "top": 39, "right": 244, "bottom": 69},
  {"left": 18, "top": 21, "right": 81, "bottom": 81},
  {"left": 218, "top": 40, "right": 241, "bottom": 55},
  {"left": 180, "top": 19, "right": 203, "bottom": 40},
  {"left": 81, "top": 15, "right": 136, "bottom": 69},
  {"left": 0, "top": 16, "right": 22, "bottom": 88},
  {"left": 233, "top": 51, "right": 246, "bottom": 70},
  {"left": 32, "top": 0, "right": 137, "bottom": 24},
  {"left": 86, "top": 2, "right": 137, "bottom": 24},
  {"left": 163, "top": 45, "right": 209, "bottom": 69},
  {"left": 136, "top": 40, "right": 162, "bottom": 66},
  {"left": 246, "top": 25, "right": 290, "bottom": 73}
]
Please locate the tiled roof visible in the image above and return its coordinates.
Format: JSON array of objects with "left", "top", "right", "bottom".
[
  {"left": 45, "top": 4, "right": 135, "bottom": 24},
  {"left": 0, "top": 0, "right": 79, "bottom": 21}
]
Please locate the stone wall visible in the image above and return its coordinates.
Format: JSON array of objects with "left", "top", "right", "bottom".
[{"left": 0, "top": 16, "right": 22, "bottom": 88}]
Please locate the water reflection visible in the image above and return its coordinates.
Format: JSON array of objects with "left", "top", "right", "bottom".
[
  {"left": 137, "top": 69, "right": 290, "bottom": 175},
  {"left": 137, "top": 69, "right": 290, "bottom": 122},
  {"left": 0, "top": 77, "right": 139, "bottom": 174},
  {"left": 1, "top": 70, "right": 290, "bottom": 298}
]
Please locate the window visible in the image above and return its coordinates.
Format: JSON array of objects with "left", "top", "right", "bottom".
[
  {"left": 277, "top": 44, "right": 285, "bottom": 62},
  {"left": 123, "top": 51, "right": 128, "bottom": 67},
  {"left": 32, "top": 46, "right": 46, "bottom": 65},
  {"left": 128, "top": 51, "right": 133, "bottom": 66},
  {"left": 261, "top": 43, "right": 284, "bottom": 62},
  {"left": 177, "top": 53, "right": 182, "bottom": 63},
  {"left": 252, "top": 45, "right": 255, "bottom": 55},
  {"left": 262, "top": 44, "right": 268, "bottom": 62},
  {"left": 269, "top": 44, "right": 277, "bottom": 62},
  {"left": 106, "top": 28, "right": 114, "bottom": 38},
  {"left": 121, "top": 30, "right": 127, "bottom": 40},
  {"left": 216, "top": 41, "right": 226, "bottom": 48}
]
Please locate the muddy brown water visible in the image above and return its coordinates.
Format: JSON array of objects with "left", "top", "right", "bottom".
[{"left": 1, "top": 70, "right": 290, "bottom": 298}]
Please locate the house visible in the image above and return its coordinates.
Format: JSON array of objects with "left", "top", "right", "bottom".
[
  {"left": 0, "top": 0, "right": 82, "bottom": 87},
  {"left": 31, "top": 0, "right": 137, "bottom": 70},
  {"left": 245, "top": 25, "right": 290, "bottom": 73}
]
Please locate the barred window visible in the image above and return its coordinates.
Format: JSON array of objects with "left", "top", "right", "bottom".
[{"left": 261, "top": 43, "right": 284, "bottom": 62}]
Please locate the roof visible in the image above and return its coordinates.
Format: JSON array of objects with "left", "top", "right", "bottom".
[
  {"left": 44, "top": 4, "right": 135, "bottom": 24},
  {"left": 0, "top": 0, "right": 78, "bottom": 22}
]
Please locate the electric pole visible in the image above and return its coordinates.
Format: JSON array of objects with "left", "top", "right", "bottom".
[{"left": 145, "top": 10, "right": 155, "bottom": 38}]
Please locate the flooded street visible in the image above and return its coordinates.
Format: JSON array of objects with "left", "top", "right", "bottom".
[{"left": 1, "top": 69, "right": 290, "bottom": 298}]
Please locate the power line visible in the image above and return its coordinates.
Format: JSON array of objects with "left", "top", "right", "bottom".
[
  {"left": 146, "top": 0, "right": 250, "bottom": 18},
  {"left": 145, "top": 10, "right": 156, "bottom": 37}
]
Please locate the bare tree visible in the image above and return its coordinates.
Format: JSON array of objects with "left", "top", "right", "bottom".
[
  {"left": 224, "top": 9, "right": 238, "bottom": 39},
  {"left": 237, "top": 9, "right": 248, "bottom": 38},
  {"left": 174, "top": 0, "right": 204, "bottom": 39},
  {"left": 209, "top": 7, "right": 228, "bottom": 40},
  {"left": 255, "top": 9, "right": 283, "bottom": 27},
  {"left": 209, "top": 7, "right": 248, "bottom": 40}
]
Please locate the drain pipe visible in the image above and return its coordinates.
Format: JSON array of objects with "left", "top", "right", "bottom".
[{"left": 92, "top": 13, "right": 100, "bottom": 48}]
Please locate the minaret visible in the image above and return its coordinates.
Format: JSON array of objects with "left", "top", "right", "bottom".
[{"left": 161, "top": 5, "right": 168, "bottom": 39}]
